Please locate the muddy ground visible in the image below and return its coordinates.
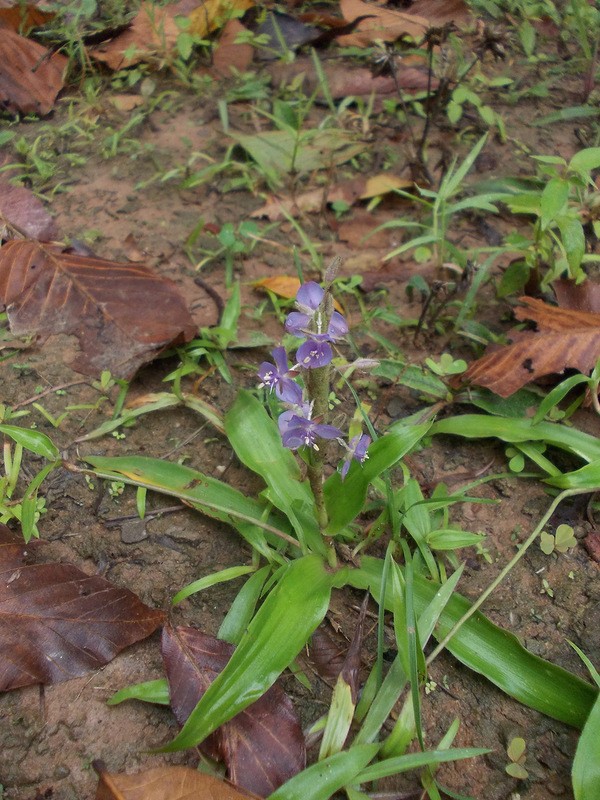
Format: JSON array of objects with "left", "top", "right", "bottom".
[{"left": 0, "top": 10, "right": 599, "bottom": 800}]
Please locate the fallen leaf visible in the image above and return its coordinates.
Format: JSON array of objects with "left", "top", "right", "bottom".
[
  {"left": 0, "top": 240, "right": 197, "bottom": 379},
  {"left": 267, "top": 56, "right": 431, "bottom": 101},
  {"left": 254, "top": 275, "right": 343, "bottom": 311},
  {"left": 163, "top": 624, "right": 306, "bottom": 796},
  {"left": 360, "top": 174, "right": 413, "bottom": 199},
  {"left": 461, "top": 296, "right": 600, "bottom": 398},
  {"left": 108, "top": 94, "right": 145, "bottom": 112},
  {"left": 308, "top": 624, "right": 347, "bottom": 679},
  {"left": 188, "top": 0, "right": 253, "bottom": 38},
  {"left": 0, "top": 27, "right": 67, "bottom": 115},
  {"left": 93, "top": 762, "right": 252, "bottom": 800},
  {"left": 409, "top": 0, "right": 471, "bottom": 27},
  {"left": 251, "top": 179, "right": 364, "bottom": 221},
  {"left": 91, "top": 2, "right": 181, "bottom": 69},
  {"left": 0, "top": 524, "right": 166, "bottom": 691},
  {"left": 230, "top": 129, "right": 367, "bottom": 183},
  {"left": 0, "top": 2, "right": 54, "bottom": 32},
  {"left": 212, "top": 18, "right": 253, "bottom": 77},
  {"left": 338, "top": 0, "right": 429, "bottom": 46},
  {"left": 553, "top": 277, "right": 600, "bottom": 314},
  {"left": 0, "top": 180, "right": 59, "bottom": 240},
  {"left": 92, "top": 0, "right": 253, "bottom": 69}
]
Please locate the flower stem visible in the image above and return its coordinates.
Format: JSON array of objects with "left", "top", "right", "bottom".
[{"left": 306, "top": 363, "right": 331, "bottom": 530}]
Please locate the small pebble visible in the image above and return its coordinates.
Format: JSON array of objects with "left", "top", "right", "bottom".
[
  {"left": 53, "top": 765, "right": 70, "bottom": 779},
  {"left": 120, "top": 519, "right": 148, "bottom": 544}
]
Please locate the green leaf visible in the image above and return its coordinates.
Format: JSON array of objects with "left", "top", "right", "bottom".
[
  {"left": 0, "top": 425, "right": 59, "bottom": 461},
  {"left": 429, "top": 415, "right": 600, "bottom": 463},
  {"left": 347, "top": 557, "right": 597, "bottom": 728},
  {"left": 218, "top": 565, "right": 271, "bottom": 645},
  {"left": 540, "top": 531, "right": 555, "bottom": 554},
  {"left": 172, "top": 565, "right": 256, "bottom": 605},
  {"left": 556, "top": 213, "right": 585, "bottom": 273},
  {"left": 355, "top": 748, "right": 490, "bottom": 783},
  {"left": 161, "top": 555, "right": 334, "bottom": 751},
  {"left": 268, "top": 744, "right": 379, "bottom": 800},
  {"left": 554, "top": 524, "right": 576, "bottom": 552},
  {"left": 84, "top": 455, "right": 292, "bottom": 561},
  {"left": 540, "top": 178, "right": 569, "bottom": 229},
  {"left": 507, "top": 737, "right": 526, "bottom": 761},
  {"left": 569, "top": 147, "right": 600, "bottom": 177},
  {"left": 226, "top": 390, "right": 325, "bottom": 554},
  {"left": 107, "top": 679, "right": 170, "bottom": 706},
  {"left": 426, "top": 528, "right": 486, "bottom": 550},
  {"left": 324, "top": 424, "right": 430, "bottom": 535}
]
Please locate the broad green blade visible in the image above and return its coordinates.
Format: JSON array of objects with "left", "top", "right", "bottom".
[
  {"left": 545, "top": 460, "right": 600, "bottom": 490},
  {"left": 172, "top": 565, "right": 255, "bottom": 605},
  {"left": 218, "top": 565, "right": 271, "bottom": 645},
  {"left": 355, "top": 748, "right": 490, "bottom": 783},
  {"left": 347, "top": 558, "right": 597, "bottom": 728},
  {"left": 267, "top": 744, "right": 379, "bottom": 800},
  {"left": 572, "top": 692, "right": 600, "bottom": 799},
  {"left": 85, "top": 455, "right": 293, "bottom": 561},
  {"left": 226, "top": 390, "right": 325, "bottom": 555},
  {"left": 0, "top": 424, "right": 59, "bottom": 460},
  {"left": 160, "top": 555, "right": 333, "bottom": 751},
  {"left": 428, "top": 415, "right": 600, "bottom": 463},
  {"left": 324, "top": 424, "right": 430, "bottom": 535}
]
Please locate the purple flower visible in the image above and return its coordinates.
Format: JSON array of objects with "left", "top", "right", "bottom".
[
  {"left": 297, "top": 338, "right": 333, "bottom": 368},
  {"left": 285, "top": 282, "right": 348, "bottom": 341},
  {"left": 278, "top": 406, "right": 341, "bottom": 451},
  {"left": 340, "top": 434, "right": 371, "bottom": 481},
  {"left": 257, "top": 347, "right": 303, "bottom": 404}
]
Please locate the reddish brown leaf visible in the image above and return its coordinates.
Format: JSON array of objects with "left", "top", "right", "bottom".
[
  {"left": 0, "top": 524, "right": 166, "bottom": 691},
  {"left": 93, "top": 762, "right": 252, "bottom": 800},
  {"left": 462, "top": 296, "right": 600, "bottom": 398},
  {"left": 212, "top": 18, "right": 254, "bottom": 77},
  {"left": 308, "top": 624, "right": 347, "bottom": 680},
  {"left": 338, "top": 0, "right": 428, "bottom": 46},
  {"left": 0, "top": 240, "right": 197, "bottom": 379},
  {"left": 553, "top": 278, "right": 600, "bottom": 314},
  {"left": 0, "top": 180, "right": 58, "bottom": 240},
  {"left": 162, "top": 624, "right": 305, "bottom": 796},
  {"left": 0, "top": 27, "right": 66, "bottom": 116},
  {"left": 251, "top": 178, "right": 364, "bottom": 221},
  {"left": 0, "top": 2, "right": 54, "bottom": 32}
]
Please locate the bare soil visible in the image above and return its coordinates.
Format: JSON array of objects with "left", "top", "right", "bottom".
[{"left": 1, "top": 23, "right": 599, "bottom": 800}]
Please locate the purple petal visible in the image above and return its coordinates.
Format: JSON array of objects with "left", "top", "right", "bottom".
[
  {"left": 277, "top": 377, "right": 303, "bottom": 405},
  {"left": 328, "top": 311, "right": 349, "bottom": 340},
  {"left": 340, "top": 459, "right": 351, "bottom": 481},
  {"left": 297, "top": 339, "right": 333, "bottom": 368},
  {"left": 296, "top": 281, "right": 323, "bottom": 311},
  {"left": 354, "top": 434, "right": 371, "bottom": 460},
  {"left": 257, "top": 361, "right": 279, "bottom": 388},
  {"left": 285, "top": 311, "right": 311, "bottom": 338},
  {"left": 313, "top": 423, "right": 342, "bottom": 440},
  {"left": 271, "top": 346, "right": 289, "bottom": 373}
]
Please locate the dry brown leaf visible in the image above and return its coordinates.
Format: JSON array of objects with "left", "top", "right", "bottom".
[
  {"left": 0, "top": 2, "right": 54, "bottom": 32},
  {"left": 108, "top": 94, "right": 145, "bottom": 112},
  {"left": 254, "top": 275, "right": 343, "bottom": 311},
  {"left": 212, "top": 18, "right": 253, "bottom": 77},
  {"left": 0, "top": 524, "right": 166, "bottom": 691},
  {"left": 409, "top": 0, "right": 471, "bottom": 27},
  {"left": 0, "top": 27, "right": 66, "bottom": 115},
  {"left": 0, "top": 240, "right": 197, "bottom": 379},
  {"left": 188, "top": 0, "right": 253, "bottom": 37},
  {"left": 338, "top": 0, "right": 429, "bottom": 46},
  {"left": 553, "top": 278, "right": 600, "bottom": 314},
  {"left": 360, "top": 174, "right": 413, "bottom": 199},
  {"left": 93, "top": 762, "right": 253, "bottom": 800},
  {"left": 0, "top": 180, "right": 58, "bottom": 240},
  {"left": 251, "top": 179, "right": 364, "bottom": 221},
  {"left": 462, "top": 296, "right": 600, "bottom": 398}
]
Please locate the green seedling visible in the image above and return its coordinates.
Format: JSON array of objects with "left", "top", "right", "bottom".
[
  {"left": 506, "top": 737, "right": 529, "bottom": 780},
  {"left": 424, "top": 353, "right": 467, "bottom": 377},
  {"left": 540, "top": 524, "right": 577, "bottom": 554},
  {"left": 499, "top": 146, "right": 600, "bottom": 293}
]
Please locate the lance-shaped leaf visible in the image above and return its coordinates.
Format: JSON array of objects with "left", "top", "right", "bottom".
[
  {"left": 0, "top": 240, "right": 197, "bottom": 379},
  {"left": 160, "top": 555, "right": 334, "bottom": 751},
  {"left": 162, "top": 625, "right": 305, "bottom": 795},
  {"left": 0, "top": 524, "right": 165, "bottom": 691},
  {"left": 93, "top": 762, "right": 252, "bottom": 800},
  {"left": 461, "top": 297, "right": 600, "bottom": 398},
  {"left": 347, "top": 556, "right": 597, "bottom": 728}
]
